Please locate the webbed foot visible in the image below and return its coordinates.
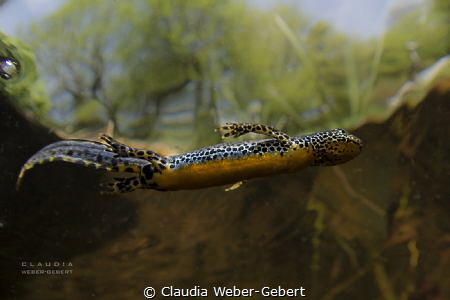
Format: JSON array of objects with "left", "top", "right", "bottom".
[
  {"left": 100, "top": 134, "right": 163, "bottom": 163},
  {"left": 224, "top": 180, "right": 246, "bottom": 191},
  {"left": 100, "top": 134, "right": 131, "bottom": 157}
]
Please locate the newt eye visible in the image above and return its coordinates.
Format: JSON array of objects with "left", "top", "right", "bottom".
[{"left": 0, "top": 57, "right": 20, "bottom": 80}]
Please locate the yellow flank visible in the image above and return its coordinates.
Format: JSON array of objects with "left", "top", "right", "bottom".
[
  {"left": 155, "top": 147, "right": 313, "bottom": 190},
  {"left": 16, "top": 124, "right": 363, "bottom": 193}
]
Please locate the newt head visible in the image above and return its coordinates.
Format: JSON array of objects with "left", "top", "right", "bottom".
[{"left": 310, "top": 128, "right": 363, "bottom": 166}]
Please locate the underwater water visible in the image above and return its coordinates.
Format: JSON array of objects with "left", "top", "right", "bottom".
[
  {"left": 1, "top": 79, "right": 449, "bottom": 299},
  {"left": 1, "top": 1, "right": 450, "bottom": 298}
]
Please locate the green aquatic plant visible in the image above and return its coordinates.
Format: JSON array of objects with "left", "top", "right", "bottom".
[{"left": 0, "top": 32, "right": 50, "bottom": 118}]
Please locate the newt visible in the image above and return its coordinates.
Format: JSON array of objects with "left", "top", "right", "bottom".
[{"left": 16, "top": 122, "right": 362, "bottom": 193}]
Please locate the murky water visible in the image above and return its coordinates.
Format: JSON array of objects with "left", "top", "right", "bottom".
[{"left": 1, "top": 80, "right": 449, "bottom": 299}]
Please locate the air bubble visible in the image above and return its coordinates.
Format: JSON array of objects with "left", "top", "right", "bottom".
[{"left": 0, "top": 57, "right": 20, "bottom": 80}]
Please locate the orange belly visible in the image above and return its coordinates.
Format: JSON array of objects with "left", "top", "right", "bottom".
[{"left": 156, "top": 148, "right": 313, "bottom": 190}]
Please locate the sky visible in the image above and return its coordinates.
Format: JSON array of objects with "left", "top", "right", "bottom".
[
  {"left": 0, "top": 0, "right": 65, "bottom": 36},
  {"left": 300, "top": 0, "right": 390, "bottom": 36},
  {"left": 0, "top": 0, "right": 423, "bottom": 38}
]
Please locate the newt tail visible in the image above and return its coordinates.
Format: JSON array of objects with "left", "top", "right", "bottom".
[
  {"left": 16, "top": 123, "right": 362, "bottom": 193},
  {"left": 16, "top": 140, "right": 150, "bottom": 191}
]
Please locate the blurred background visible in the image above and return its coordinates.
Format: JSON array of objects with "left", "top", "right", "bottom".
[
  {"left": 1, "top": 0, "right": 448, "bottom": 147},
  {"left": 0, "top": 1, "right": 449, "bottom": 299}
]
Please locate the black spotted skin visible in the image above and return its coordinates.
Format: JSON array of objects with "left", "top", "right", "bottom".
[
  {"left": 167, "top": 128, "right": 361, "bottom": 169},
  {"left": 15, "top": 140, "right": 151, "bottom": 191},
  {"left": 17, "top": 123, "right": 362, "bottom": 193}
]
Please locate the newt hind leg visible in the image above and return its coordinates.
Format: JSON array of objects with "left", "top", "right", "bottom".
[
  {"left": 217, "top": 122, "right": 292, "bottom": 145},
  {"left": 100, "top": 134, "right": 169, "bottom": 173},
  {"left": 100, "top": 164, "right": 164, "bottom": 193},
  {"left": 101, "top": 176, "right": 142, "bottom": 194}
]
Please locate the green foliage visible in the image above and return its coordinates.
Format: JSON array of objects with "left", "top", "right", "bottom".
[
  {"left": 380, "top": 11, "right": 447, "bottom": 77},
  {"left": 74, "top": 100, "right": 106, "bottom": 128},
  {"left": 0, "top": 32, "right": 50, "bottom": 117},
  {"left": 22, "top": 0, "right": 450, "bottom": 146},
  {"left": 26, "top": 0, "right": 129, "bottom": 131}
]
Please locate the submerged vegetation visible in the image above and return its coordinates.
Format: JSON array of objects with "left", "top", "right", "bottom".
[{"left": 0, "top": 32, "right": 49, "bottom": 117}]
